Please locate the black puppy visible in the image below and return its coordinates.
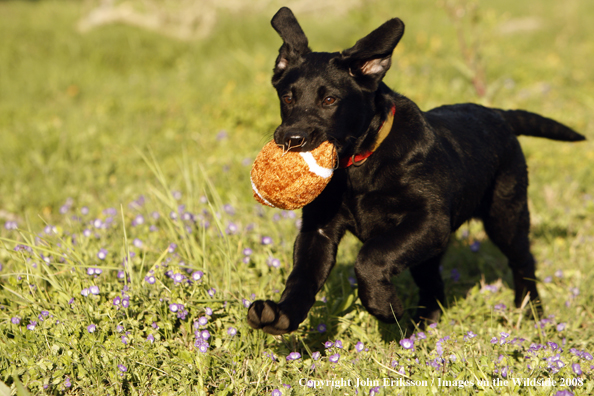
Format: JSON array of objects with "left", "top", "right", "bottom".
[{"left": 247, "top": 7, "right": 585, "bottom": 335}]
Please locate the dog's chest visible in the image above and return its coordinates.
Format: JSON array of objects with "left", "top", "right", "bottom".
[{"left": 342, "top": 191, "right": 406, "bottom": 242}]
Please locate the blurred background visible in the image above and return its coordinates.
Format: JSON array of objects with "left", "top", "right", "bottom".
[{"left": 1, "top": 0, "right": 592, "bottom": 225}]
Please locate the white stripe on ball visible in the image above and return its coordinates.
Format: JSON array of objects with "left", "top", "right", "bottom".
[{"left": 299, "top": 152, "right": 334, "bottom": 179}]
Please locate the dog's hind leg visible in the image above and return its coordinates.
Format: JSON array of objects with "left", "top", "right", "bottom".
[
  {"left": 480, "top": 165, "right": 542, "bottom": 313},
  {"left": 410, "top": 253, "right": 445, "bottom": 325}
]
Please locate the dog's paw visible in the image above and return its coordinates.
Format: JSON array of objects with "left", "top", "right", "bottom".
[{"left": 247, "top": 300, "right": 293, "bottom": 335}]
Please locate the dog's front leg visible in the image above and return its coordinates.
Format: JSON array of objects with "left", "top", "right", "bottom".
[
  {"left": 355, "top": 216, "right": 450, "bottom": 323},
  {"left": 247, "top": 223, "right": 345, "bottom": 335}
]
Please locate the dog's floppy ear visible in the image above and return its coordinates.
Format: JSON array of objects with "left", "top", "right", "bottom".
[
  {"left": 338, "top": 18, "right": 405, "bottom": 91},
  {"left": 271, "top": 7, "right": 310, "bottom": 82}
]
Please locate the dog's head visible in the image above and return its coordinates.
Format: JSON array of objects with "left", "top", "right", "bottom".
[{"left": 270, "top": 7, "right": 404, "bottom": 156}]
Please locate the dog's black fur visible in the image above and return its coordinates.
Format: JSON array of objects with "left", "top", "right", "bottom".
[{"left": 247, "top": 7, "right": 585, "bottom": 335}]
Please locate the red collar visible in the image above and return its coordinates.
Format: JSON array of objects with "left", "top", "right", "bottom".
[{"left": 339, "top": 105, "right": 396, "bottom": 168}]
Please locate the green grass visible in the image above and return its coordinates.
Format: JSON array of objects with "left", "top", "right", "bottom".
[{"left": 0, "top": 0, "right": 593, "bottom": 394}]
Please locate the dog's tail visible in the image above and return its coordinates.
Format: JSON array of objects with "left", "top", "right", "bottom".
[{"left": 497, "top": 109, "right": 586, "bottom": 142}]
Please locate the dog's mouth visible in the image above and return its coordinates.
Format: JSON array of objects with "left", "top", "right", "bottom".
[
  {"left": 274, "top": 127, "right": 328, "bottom": 153},
  {"left": 277, "top": 136, "right": 307, "bottom": 155}
]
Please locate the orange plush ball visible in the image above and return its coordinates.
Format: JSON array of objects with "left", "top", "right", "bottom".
[{"left": 250, "top": 140, "right": 338, "bottom": 210}]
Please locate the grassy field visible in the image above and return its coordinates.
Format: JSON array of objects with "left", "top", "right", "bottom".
[{"left": 0, "top": 0, "right": 593, "bottom": 394}]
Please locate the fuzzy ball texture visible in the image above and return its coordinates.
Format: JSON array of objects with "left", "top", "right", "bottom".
[{"left": 251, "top": 140, "right": 337, "bottom": 210}]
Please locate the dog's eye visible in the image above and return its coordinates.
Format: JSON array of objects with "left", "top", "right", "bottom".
[
  {"left": 323, "top": 96, "right": 336, "bottom": 106},
  {"left": 282, "top": 95, "right": 293, "bottom": 104}
]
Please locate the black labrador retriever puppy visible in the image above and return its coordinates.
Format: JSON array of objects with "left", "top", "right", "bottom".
[{"left": 247, "top": 7, "right": 585, "bottom": 335}]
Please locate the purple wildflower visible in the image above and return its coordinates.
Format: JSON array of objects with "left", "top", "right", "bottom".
[
  {"left": 554, "top": 391, "right": 574, "bottom": 396},
  {"left": 97, "top": 248, "right": 108, "bottom": 260},
  {"left": 242, "top": 298, "right": 251, "bottom": 308},
  {"left": 11, "top": 317, "right": 21, "bottom": 325},
  {"left": 271, "top": 389, "right": 282, "bottom": 396},
  {"left": 355, "top": 342, "right": 365, "bottom": 352},
  {"left": 121, "top": 297, "right": 130, "bottom": 308},
  {"left": 118, "top": 364, "right": 127, "bottom": 372},
  {"left": 205, "top": 307, "right": 213, "bottom": 316},
  {"left": 89, "top": 285, "right": 100, "bottom": 295},
  {"left": 27, "top": 321, "right": 37, "bottom": 330},
  {"left": 121, "top": 335, "right": 128, "bottom": 345},
  {"left": 200, "top": 330, "right": 210, "bottom": 340},
  {"left": 197, "top": 316, "right": 208, "bottom": 326},
  {"left": 572, "top": 363, "right": 582, "bottom": 375},
  {"left": 87, "top": 324, "right": 96, "bottom": 333},
  {"left": 5, "top": 221, "right": 18, "bottom": 230},
  {"left": 400, "top": 338, "right": 414, "bottom": 350},
  {"left": 147, "top": 334, "right": 155, "bottom": 343},
  {"left": 81, "top": 288, "right": 90, "bottom": 297},
  {"left": 191, "top": 271, "right": 203, "bottom": 281},
  {"left": 116, "top": 325, "right": 124, "bottom": 332},
  {"left": 557, "top": 323, "right": 566, "bottom": 332},
  {"left": 243, "top": 247, "right": 253, "bottom": 256},
  {"left": 169, "top": 303, "right": 179, "bottom": 313},
  {"left": 64, "top": 377, "right": 71, "bottom": 388},
  {"left": 261, "top": 236, "right": 272, "bottom": 245},
  {"left": 173, "top": 273, "right": 184, "bottom": 284},
  {"left": 208, "top": 288, "right": 216, "bottom": 297},
  {"left": 548, "top": 341, "right": 560, "bottom": 351},
  {"left": 286, "top": 352, "right": 301, "bottom": 361},
  {"left": 436, "top": 342, "right": 444, "bottom": 355},
  {"left": 329, "top": 353, "right": 340, "bottom": 363},
  {"left": 176, "top": 305, "right": 189, "bottom": 320},
  {"left": 470, "top": 241, "right": 480, "bottom": 252},
  {"left": 226, "top": 222, "right": 239, "bottom": 235},
  {"left": 312, "top": 351, "right": 321, "bottom": 360},
  {"left": 227, "top": 327, "right": 237, "bottom": 336},
  {"left": 317, "top": 323, "right": 327, "bottom": 333},
  {"left": 197, "top": 342, "right": 209, "bottom": 353},
  {"left": 267, "top": 257, "right": 281, "bottom": 268},
  {"left": 335, "top": 340, "right": 343, "bottom": 349},
  {"left": 324, "top": 341, "right": 334, "bottom": 349},
  {"left": 133, "top": 214, "right": 145, "bottom": 226},
  {"left": 145, "top": 275, "right": 156, "bottom": 284}
]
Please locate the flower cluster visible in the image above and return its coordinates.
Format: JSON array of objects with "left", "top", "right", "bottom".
[{"left": 169, "top": 303, "right": 189, "bottom": 320}]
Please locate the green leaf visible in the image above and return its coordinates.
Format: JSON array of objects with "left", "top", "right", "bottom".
[
  {"left": 13, "top": 377, "right": 32, "bottom": 396},
  {"left": 0, "top": 380, "right": 11, "bottom": 396}
]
